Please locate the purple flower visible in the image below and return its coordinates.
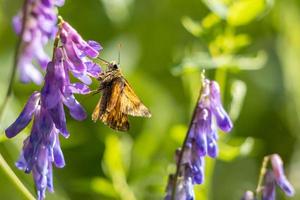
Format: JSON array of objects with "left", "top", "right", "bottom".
[
  {"left": 165, "top": 79, "right": 233, "bottom": 199},
  {"left": 13, "top": 0, "right": 64, "bottom": 84},
  {"left": 188, "top": 79, "right": 232, "bottom": 158},
  {"left": 5, "top": 92, "right": 65, "bottom": 200},
  {"left": 270, "top": 154, "right": 295, "bottom": 197},
  {"left": 59, "top": 21, "right": 103, "bottom": 84}
]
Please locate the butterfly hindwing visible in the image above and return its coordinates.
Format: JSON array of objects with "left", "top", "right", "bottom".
[
  {"left": 97, "top": 78, "right": 130, "bottom": 131},
  {"left": 100, "top": 98, "right": 129, "bottom": 131}
]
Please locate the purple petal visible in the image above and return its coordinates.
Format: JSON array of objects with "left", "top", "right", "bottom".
[
  {"left": 53, "top": 133, "right": 65, "bottom": 168},
  {"left": 36, "top": 108, "right": 54, "bottom": 137},
  {"left": 62, "top": 22, "right": 99, "bottom": 58},
  {"left": 193, "top": 126, "right": 207, "bottom": 156},
  {"left": 41, "top": 62, "right": 61, "bottom": 109},
  {"left": 63, "top": 95, "right": 87, "bottom": 121},
  {"left": 18, "top": 60, "right": 44, "bottom": 85},
  {"left": 64, "top": 41, "right": 86, "bottom": 72},
  {"left": 86, "top": 61, "right": 102, "bottom": 77},
  {"left": 5, "top": 92, "right": 40, "bottom": 138},
  {"left": 41, "top": 0, "right": 52, "bottom": 7},
  {"left": 69, "top": 83, "right": 91, "bottom": 94},
  {"left": 270, "top": 154, "right": 295, "bottom": 196},
  {"left": 87, "top": 40, "right": 103, "bottom": 52},
  {"left": 12, "top": 14, "right": 22, "bottom": 35},
  {"left": 55, "top": 0, "right": 65, "bottom": 7},
  {"left": 72, "top": 72, "right": 92, "bottom": 85},
  {"left": 209, "top": 81, "right": 233, "bottom": 132},
  {"left": 48, "top": 102, "right": 69, "bottom": 138},
  {"left": 46, "top": 164, "right": 54, "bottom": 192},
  {"left": 262, "top": 171, "right": 276, "bottom": 200},
  {"left": 206, "top": 135, "right": 218, "bottom": 158}
]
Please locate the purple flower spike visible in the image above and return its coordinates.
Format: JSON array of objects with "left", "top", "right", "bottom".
[
  {"left": 270, "top": 154, "right": 295, "bottom": 197},
  {"left": 165, "top": 78, "right": 233, "bottom": 199},
  {"left": 13, "top": 0, "right": 64, "bottom": 84},
  {"left": 187, "top": 78, "right": 232, "bottom": 159},
  {"left": 6, "top": 93, "right": 67, "bottom": 200}
]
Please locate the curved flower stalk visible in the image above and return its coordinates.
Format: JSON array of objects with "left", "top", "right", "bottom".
[
  {"left": 165, "top": 77, "right": 233, "bottom": 200},
  {"left": 241, "top": 154, "right": 294, "bottom": 200},
  {"left": 13, "top": 0, "right": 65, "bottom": 84},
  {"left": 5, "top": 19, "right": 102, "bottom": 199}
]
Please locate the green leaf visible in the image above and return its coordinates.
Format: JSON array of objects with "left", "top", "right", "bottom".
[
  {"left": 218, "top": 137, "right": 255, "bottom": 161},
  {"left": 103, "top": 134, "right": 136, "bottom": 200},
  {"left": 103, "top": 134, "right": 126, "bottom": 177},
  {"left": 91, "top": 177, "right": 118, "bottom": 198},
  {"left": 181, "top": 16, "right": 203, "bottom": 37},
  {"left": 202, "top": 0, "right": 229, "bottom": 19},
  {"left": 229, "top": 80, "right": 247, "bottom": 122},
  {"left": 227, "top": 0, "right": 266, "bottom": 26},
  {"left": 172, "top": 50, "right": 267, "bottom": 75}
]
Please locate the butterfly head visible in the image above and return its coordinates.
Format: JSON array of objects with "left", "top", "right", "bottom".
[{"left": 107, "top": 61, "right": 120, "bottom": 72}]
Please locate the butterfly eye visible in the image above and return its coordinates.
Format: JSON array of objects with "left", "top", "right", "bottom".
[{"left": 113, "top": 64, "right": 118, "bottom": 69}]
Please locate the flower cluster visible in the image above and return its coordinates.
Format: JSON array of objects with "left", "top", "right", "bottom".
[
  {"left": 6, "top": 21, "right": 102, "bottom": 200},
  {"left": 241, "top": 154, "right": 294, "bottom": 200},
  {"left": 165, "top": 79, "right": 233, "bottom": 200},
  {"left": 6, "top": 92, "right": 65, "bottom": 200},
  {"left": 262, "top": 154, "right": 294, "bottom": 200},
  {"left": 13, "top": 0, "right": 64, "bottom": 84}
]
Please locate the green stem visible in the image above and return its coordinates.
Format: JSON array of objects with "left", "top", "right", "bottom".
[
  {"left": 0, "top": 0, "right": 30, "bottom": 121},
  {"left": 255, "top": 155, "right": 270, "bottom": 197},
  {"left": 0, "top": 153, "right": 35, "bottom": 200}
]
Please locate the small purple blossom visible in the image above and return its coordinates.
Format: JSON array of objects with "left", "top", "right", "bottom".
[
  {"left": 270, "top": 154, "right": 295, "bottom": 197},
  {"left": 165, "top": 78, "right": 233, "bottom": 199},
  {"left": 13, "top": 0, "right": 65, "bottom": 84},
  {"left": 59, "top": 21, "right": 103, "bottom": 84}
]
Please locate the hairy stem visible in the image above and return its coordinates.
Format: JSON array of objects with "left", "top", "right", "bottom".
[
  {"left": 255, "top": 155, "right": 270, "bottom": 197},
  {"left": 0, "top": 153, "right": 35, "bottom": 200}
]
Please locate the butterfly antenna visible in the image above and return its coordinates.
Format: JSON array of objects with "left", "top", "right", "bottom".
[
  {"left": 118, "top": 43, "right": 122, "bottom": 65},
  {"left": 80, "top": 89, "right": 101, "bottom": 104}
]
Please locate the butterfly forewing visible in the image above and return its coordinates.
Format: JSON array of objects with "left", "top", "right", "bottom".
[{"left": 120, "top": 80, "right": 151, "bottom": 117}]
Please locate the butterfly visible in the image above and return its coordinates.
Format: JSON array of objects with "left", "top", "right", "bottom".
[{"left": 92, "top": 61, "right": 151, "bottom": 131}]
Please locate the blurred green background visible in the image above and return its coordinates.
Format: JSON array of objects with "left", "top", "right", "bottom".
[{"left": 1, "top": 0, "right": 300, "bottom": 199}]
